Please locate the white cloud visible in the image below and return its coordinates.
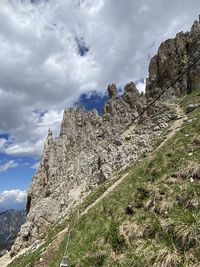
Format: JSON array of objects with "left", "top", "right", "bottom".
[
  {"left": 136, "top": 81, "right": 146, "bottom": 93},
  {"left": 0, "top": 160, "right": 18, "bottom": 173},
  {"left": 1, "top": 109, "right": 63, "bottom": 158},
  {"left": 0, "top": 0, "right": 199, "bottom": 158},
  {"left": 0, "top": 189, "right": 27, "bottom": 210},
  {"left": 0, "top": 138, "right": 7, "bottom": 151}
]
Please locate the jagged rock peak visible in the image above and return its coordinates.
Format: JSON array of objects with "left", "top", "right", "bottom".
[
  {"left": 44, "top": 128, "right": 54, "bottom": 148},
  {"left": 48, "top": 128, "right": 53, "bottom": 136},
  {"left": 124, "top": 81, "right": 138, "bottom": 93},
  {"left": 107, "top": 83, "right": 117, "bottom": 98},
  {"left": 103, "top": 81, "right": 144, "bottom": 121},
  {"left": 191, "top": 17, "right": 200, "bottom": 34},
  {"left": 146, "top": 16, "right": 200, "bottom": 100}
]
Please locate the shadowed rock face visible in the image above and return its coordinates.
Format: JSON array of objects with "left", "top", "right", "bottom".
[
  {"left": 11, "top": 18, "right": 200, "bottom": 256},
  {"left": 146, "top": 18, "right": 200, "bottom": 100}
]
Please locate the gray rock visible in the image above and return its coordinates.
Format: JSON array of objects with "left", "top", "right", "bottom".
[
  {"left": 186, "top": 104, "right": 200, "bottom": 113},
  {"left": 107, "top": 83, "right": 117, "bottom": 98},
  {"left": 11, "top": 80, "right": 175, "bottom": 256},
  {"left": 11, "top": 18, "right": 200, "bottom": 257},
  {"left": 146, "top": 19, "right": 200, "bottom": 100}
]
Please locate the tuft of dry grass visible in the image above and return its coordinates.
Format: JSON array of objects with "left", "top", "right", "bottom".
[
  {"left": 177, "top": 164, "right": 200, "bottom": 181},
  {"left": 171, "top": 208, "right": 200, "bottom": 250},
  {"left": 137, "top": 239, "right": 182, "bottom": 267},
  {"left": 151, "top": 247, "right": 182, "bottom": 267}
]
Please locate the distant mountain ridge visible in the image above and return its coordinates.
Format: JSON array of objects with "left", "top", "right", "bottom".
[{"left": 0, "top": 210, "right": 25, "bottom": 254}]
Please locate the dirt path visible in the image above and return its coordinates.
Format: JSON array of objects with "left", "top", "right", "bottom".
[
  {"left": 34, "top": 228, "right": 68, "bottom": 267},
  {"left": 0, "top": 253, "right": 11, "bottom": 267},
  {"left": 81, "top": 171, "right": 130, "bottom": 216},
  {"left": 154, "top": 105, "right": 185, "bottom": 152},
  {"left": 0, "top": 105, "right": 185, "bottom": 267}
]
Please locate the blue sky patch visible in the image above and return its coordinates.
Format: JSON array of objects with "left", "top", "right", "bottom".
[
  {"left": 0, "top": 155, "right": 38, "bottom": 191},
  {"left": 0, "top": 133, "right": 9, "bottom": 140},
  {"left": 75, "top": 37, "right": 90, "bottom": 57},
  {"left": 79, "top": 92, "right": 108, "bottom": 115}
]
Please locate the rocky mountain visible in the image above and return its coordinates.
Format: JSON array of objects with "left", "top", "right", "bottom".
[
  {"left": 146, "top": 16, "right": 200, "bottom": 99},
  {"left": 11, "top": 83, "right": 177, "bottom": 256},
  {"left": 49, "top": 89, "right": 200, "bottom": 267},
  {"left": 0, "top": 210, "right": 24, "bottom": 254},
  {"left": 8, "top": 17, "right": 200, "bottom": 266},
  {"left": 7, "top": 88, "right": 200, "bottom": 267}
]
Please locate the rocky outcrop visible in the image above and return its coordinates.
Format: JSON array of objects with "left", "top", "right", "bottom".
[
  {"left": 146, "top": 17, "right": 200, "bottom": 100},
  {"left": 11, "top": 17, "right": 200, "bottom": 256},
  {"left": 11, "top": 81, "right": 176, "bottom": 256}
]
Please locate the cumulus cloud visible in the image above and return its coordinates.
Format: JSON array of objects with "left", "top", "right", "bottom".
[
  {"left": 1, "top": 109, "right": 63, "bottom": 157},
  {"left": 0, "top": 189, "right": 27, "bottom": 210},
  {"left": 0, "top": 160, "right": 18, "bottom": 173},
  {"left": 0, "top": 0, "right": 199, "bottom": 158}
]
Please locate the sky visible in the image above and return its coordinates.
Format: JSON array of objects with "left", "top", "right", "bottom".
[{"left": 0, "top": 0, "right": 200, "bottom": 210}]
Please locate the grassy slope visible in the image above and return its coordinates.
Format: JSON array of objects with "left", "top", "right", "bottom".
[{"left": 9, "top": 89, "right": 200, "bottom": 267}]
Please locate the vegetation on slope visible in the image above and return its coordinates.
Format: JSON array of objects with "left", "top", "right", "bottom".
[
  {"left": 8, "top": 88, "right": 200, "bottom": 267},
  {"left": 50, "top": 89, "right": 200, "bottom": 267}
]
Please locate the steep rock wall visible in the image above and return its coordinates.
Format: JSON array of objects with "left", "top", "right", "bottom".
[
  {"left": 11, "top": 82, "right": 175, "bottom": 256},
  {"left": 11, "top": 17, "right": 200, "bottom": 256},
  {"left": 146, "top": 17, "right": 200, "bottom": 99}
]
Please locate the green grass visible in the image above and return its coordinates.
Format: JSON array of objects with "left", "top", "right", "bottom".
[
  {"left": 49, "top": 88, "right": 200, "bottom": 267},
  {"left": 8, "top": 88, "right": 200, "bottom": 267}
]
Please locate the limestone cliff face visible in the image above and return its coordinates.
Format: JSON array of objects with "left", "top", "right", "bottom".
[
  {"left": 146, "top": 17, "right": 200, "bottom": 99},
  {"left": 11, "top": 82, "right": 174, "bottom": 256},
  {"left": 11, "top": 18, "right": 200, "bottom": 256}
]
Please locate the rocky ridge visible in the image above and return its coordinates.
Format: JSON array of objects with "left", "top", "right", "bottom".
[
  {"left": 0, "top": 210, "right": 24, "bottom": 253},
  {"left": 11, "top": 18, "right": 200, "bottom": 256},
  {"left": 146, "top": 16, "right": 200, "bottom": 100}
]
